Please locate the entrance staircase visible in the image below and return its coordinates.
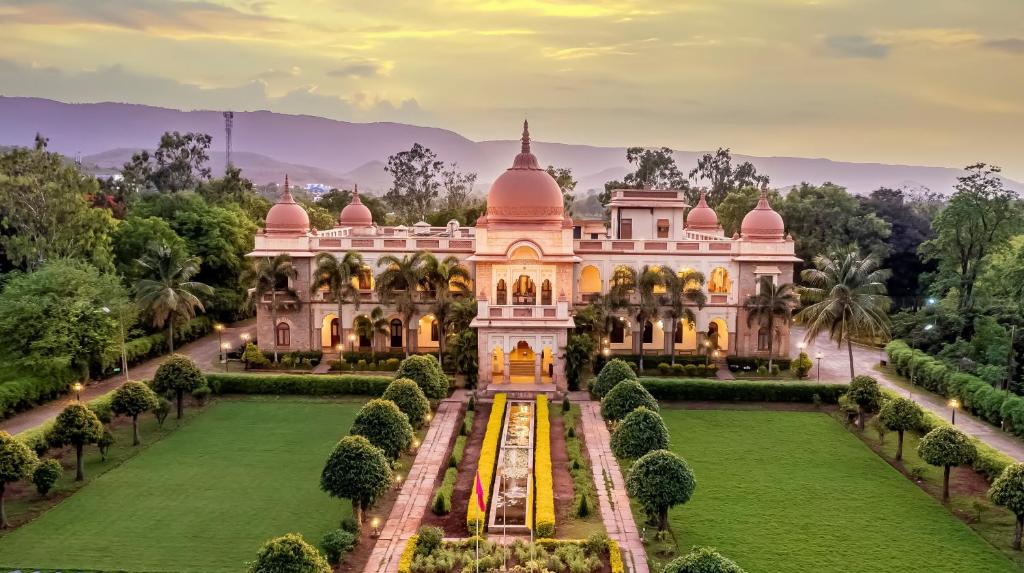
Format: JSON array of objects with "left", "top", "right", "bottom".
[{"left": 508, "top": 361, "right": 534, "bottom": 378}]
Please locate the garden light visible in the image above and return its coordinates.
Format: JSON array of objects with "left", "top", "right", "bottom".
[
  {"left": 949, "top": 398, "right": 960, "bottom": 424},
  {"left": 72, "top": 382, "right": 83, "bottom": 401},
  {"left": 371, "top": 517, "right": 381, "bottom": 537}
]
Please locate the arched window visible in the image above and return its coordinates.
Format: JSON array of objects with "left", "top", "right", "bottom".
[
  {"left": 708, "top": 267, "right": 731, "bottom": 294},
  {"left": 541, "top": 279, "right": 552, "bottom": 305},
  {"left": 276, "top": 323, "right": 290, "bottom": 347},
  {"left": 758, "top": 327, "right": 770, "bottom": 350},
  {"left": 579, "top": 266, "right": 601, "bottom": 293},
  {"left": 513, "top": 275, "right": 536, "bottom": 305},
  {"left": 643, "top": 321, "right": 654, "bottom": 344},
  {"left": 496, "top": 279, "right": 508, "bottom": 305},
  {"left": 610, "top": 319, "right": 625, "bottom": 344},
  {"left": 389, "top": 319, "right": 403, "bottom": 348},
  {"left": 430, "top": 320, "right": 439, "bottom": 342},
  {"left": 674, "top": 321, "right": 683, "bottom": 344}
]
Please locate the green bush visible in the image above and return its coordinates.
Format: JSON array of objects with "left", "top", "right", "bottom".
[
  {"left": 792, "top": 352, "right": 813, "bottom": 379},
  {"left": 0, "top": 370, "right": 77, "bottom": 422},
  {"left": 350, "top": 399, "right": 414, "bottom": 460},
  {"left": 416, "top": 525, "right": 445, "bottom": 556},
  {"left": 664, "top": 546, "right": 746, "bottom": 573},
  {"left": 449, "top": 435, "right": 467, "bottom": 467},
  {"left": 638, "top": 378, "right": 848, "bottom": 403},
  {"left": 151, "top": 354, "right": 205, "bottom": 419},
  {"left": 248, "top": 533, "right": 331, "bottom": 573},
  {"left": 626, "top": 449, "right": 696, "bottom": 531},
  {"left": 207, "top": 373, "right": 392, "bottom": 396},
  {"left": 431, "top": 467, "right": 458, "bottom": 515},
  {"left": 395, "top": 355, "right": 449, "bottom": 400},
  {"left": 755, "top": 365, "right": 768, "bottom": 376},
  {"left": 600, "top": 380, "right": 658, "bottom": 421},
  {"left": 657, "top": 363, "right": 671, "bottom": 375},
  {"left": 242, "top": 343, "right": 271, "bottom": 369},
  {"left": 590, "top": 359, "right": 637, "bottom": 398},
  {"left": 32, "top": 458, "right": 62, "bottom": 496},
  {"left": 320, "top": 529, "right": 356, "bottom": 565},
  {"left": 382, "top": 378, "right": 431, "bottom": 428},
  {"left": 611, "top": 406, "right": 669, "bottom": 459}
]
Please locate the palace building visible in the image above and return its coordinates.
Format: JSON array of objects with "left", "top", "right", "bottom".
[{"left": 249, "top": 122, "right": 799, "bottom": 391}]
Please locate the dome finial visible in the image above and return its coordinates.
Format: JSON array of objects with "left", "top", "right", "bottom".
[
  {"left": 521, "top": 119, "right": 531, "bottom": 154},
  {"left": 282, "top": 174, "right": 294, "bottom": 202}
]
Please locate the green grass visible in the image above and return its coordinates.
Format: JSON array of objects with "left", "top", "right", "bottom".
[
  {"left": 645, "top": 409, "right": 1017, "bottom": 573},
  {"left": 0, "top": 398, "right": 363, "bottom": 572}
]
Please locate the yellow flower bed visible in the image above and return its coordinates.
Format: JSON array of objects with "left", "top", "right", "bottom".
[
  {"left": 397, "top": 534, "right": 418, "bottom": 573},
  {"left": 534, "top": 394, "right": 555, "bottom": 537},
  {"left": 609, "top": 540, "right": 625, "bottom": 573},
  {"left": 467, "top": 393, "right": 507, "bottom": 533}
]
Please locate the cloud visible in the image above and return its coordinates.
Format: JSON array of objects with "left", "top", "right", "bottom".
[
  {"left": 326, "top": 58, "right": 391, "bottom": 78},
  {"left": 983, "top": 37, "right": 1024, "bottom": 54},
  {"left": 821, "top": 34, "right": 890, "bottom": 59},
  {"left": 257, "top": 66, "right": 302, "bottom": 80}
]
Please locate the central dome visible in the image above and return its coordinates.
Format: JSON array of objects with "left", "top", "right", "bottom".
[{"left": 486, "top": 121, "right": 564, "bottom": 224}]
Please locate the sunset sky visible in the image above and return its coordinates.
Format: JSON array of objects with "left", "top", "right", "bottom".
[{"left": 1, "top": 0, "right": 1022, "bottom": 177}]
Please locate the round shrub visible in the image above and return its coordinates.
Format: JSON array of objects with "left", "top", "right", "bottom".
[
  {"left": 248, "top": 533, "right": 331, "bottom": 573},
  {"left": 626, "top": 449, "right": 696, "bottom": 531},
  {"left": 46, "top": 403, "right": 103, "bottom": 481},
  {"left": 320, "top": 529, "right": 357, "bottom": 565},
  {"left": 611, "top": 407, "right": 669, "bottom": 459},
  {"left": 792, "top": 352, "right": 813, "bottom": 379},
  {"left": 152, "top": 354, "right": 205, "bottom": 419},
  {"left": 415, "top": 525, "right": 444, "bottom": 556},
  {"left": 755, "top": 365, "right": 768, "bottom": 376},
  {"left": 989, "top": 463, "right": 1024, "bottom": 549},
  {"left": 0, "top": 431, "right": 38, "bottom": 525},
  {"left": 111, "top": 380, "right": 160, "bottom": 446},
  {"left": 684, "top": 364, "right": 697, "bottom": 377},
  {"left": 382, "top": 378, "right": 430, "bottom": 428},
  {"left": 395, "top": 355, "right": 448, "bottom": 400},
  {"left": 590, "top": 359, "right": 637, "bottom": 398},
  {"left": 351, "top": 399, "right": 414, "bottom": 460},
  {"left": 664, "top": 546, "right": 746, "bottom": 573},
  {"left": 658, "top": 363, "right": 671, "bottom": 375},
  {"left": 672, "top": 364, "right": 686, "bottom": 376},
  {"left": 32, "top": 458, "right": 62, "bottom": 496},
  {"left": 601, "top": 379, "right": 658, "bottom": 421},
  {"left": 320, "top": 435, "right": 392, "bottom": 524},
  {"left": 848, "top": 375, "right": 882, "bottom": 411},
  {"left": 878, "top": 396, "right": 925, "bottom": 460},
  {"left": 918, "top": 425, "right": 977, "bottom": 500}
]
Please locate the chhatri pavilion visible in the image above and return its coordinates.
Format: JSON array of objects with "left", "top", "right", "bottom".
[{"left": 249, "top": 122, "right": 799, "bottom": 391}]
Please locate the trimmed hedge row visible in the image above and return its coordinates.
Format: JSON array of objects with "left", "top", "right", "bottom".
[
  {"left": 431, "top": 467, "right": 458, "bottom": 515},
  {"left": 726, "top": 356, "right": 792, "bottom": 371},
  {"left": 206, "top": 373, "right": 392, "bottom": 396},
  {"left": 0, "top": 370, "right": 77, "bottom": 421},
  {"left": 638, "top": 378, "right": 848, "bottom": 403},
  {"left": 468, "top": 393, "right": 506, "bottom": 533},
  {"left": 655, "top": 363, "right": 718, "bottom": 377},
  {"left": 397, "top": 534, "right": 418, "bottom": 573},
  {"left": 534, "top": 395, "right": 555, "bottom": 537},
  {"left": 609, "top": 540, "right": 625, "bottom": 573},
  {"left": 886, "top": 340, "right": 1024, "bottom": 439}
]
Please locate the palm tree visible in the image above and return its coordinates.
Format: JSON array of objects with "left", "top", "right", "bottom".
[
  {"left": 447, "top": 296, "right": 478, "bottom": 334},
  {"left": 422, "top": 254, "right": 472, "bottom": 361},
  {"left": 310, "top": 251, "right": 364, "bottom": 350},
  {"left": 375, "top": 251, "right": 429, "bottom": 356},
  {"left": 745, "top": 277, "right": 799, "bottom": 372},
  {"left": 662, "top": 267, "right": 707, "bottom": 365},
  {"left": 353, "top": 306, "right": 389, "bottom": 360},
  {"left": 796, "top": 248, "right": 891, "bottom": 380},
  {"left": 240, "top": 254, "right": 298, "bottom": 363},
  {"left": 135, "top": 244, "right": 213, "bottom": 353},
  {"left": 633, "top": 266, "right": 664, "bottom": 372}
]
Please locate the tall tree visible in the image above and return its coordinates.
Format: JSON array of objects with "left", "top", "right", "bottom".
[
  {"left": 384, "top": 143, "right": 444, "bottom": 223},
  {"left": 422, "top": 254, "right": 471, "bottom": 361},
  {"left": 859, "top": 187, "right": 936, "bottom": 307},
  {"left": 744, "top": 277, "right": 799, "bottom": 371},
  {"left": 920, "top": 163, "right": 1021, "bottom": 314},
  {"left": 47, "top": 403, "right": 103, "bottom": 481},
  {"left": 628, "top": 266, "right": 663, "bottom": 372},
  {"left": 310, "top": 251, "right": 364, "bottom": 350},
  {"left": 135, "top": 244, "right": 213, "bottom": 353},
  {"left": 661, "top": 267, "right": 706, "bottom": 365},
  {"left": 600, "top": 147, "right": 689, "bottom": 209},
  {"left": 440, "top": 163, "right": 478, "bottom": 212},
  {"left": 777, "top": 182, "right": 891, "bottom": 266},
  {"left": 375, "top": 251, "right": 430, "bottom": 355},
  {"left": 796, "top": 248, "right": 892, "bottom": 379},
  {"left": 546, "top": 165, "right": 578, "bottom": 216},
  {"left": 0, "top": 431, "right": 38, "bottom": 528},
  {"left": 687, "top": 147, "right": 769, "bottom": 206},
  {"left": 121, "top": 131, "right": 212, "bottom": 193},
  {"left": 241, "top": 254, "right": 298, "bottom": 363}
]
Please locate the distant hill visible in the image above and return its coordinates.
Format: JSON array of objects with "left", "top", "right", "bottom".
[{"left": 2, "top": 96, "right": 1020, "bottom": 196}]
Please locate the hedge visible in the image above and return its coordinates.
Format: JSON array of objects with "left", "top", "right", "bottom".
[
  {"left": 609, "top": 540, "right": 625, "bottom": 573},
  {"left": 397, "top": 534, "right": 418, "bottom": 573},
  {"left": 206, "top": 373, "right": 392, "bottom": 396},
  {"left": 593, "top": 354, "right": 710, "bottom": 374},
  {"left": 726, "top": 356, "right": 792, "bottom": 372},
  {"left": 0, "top": 370, "right": 77, "bottom": 421},
  {"left": 431, "top": 467, "right": 458, "bottom": 515},
  {"left": 534, "top": 395, "right": 555, "bottom": 537},
  {"left": 638, "top": 378, "right": 848, "bottom": 403},
  {"left": 468, "top": 393, "right": 506, "bottom": 533}
]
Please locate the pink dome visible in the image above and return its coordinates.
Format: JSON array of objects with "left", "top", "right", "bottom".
[
  {"left": 741, "top": 188, "right": 784, "bottom": 240},
  {"left": 265, "top": 174, "right": 310, "bottom": 235},
  {"left": 485, "top": 121, "right": 564, "bottom": 224},
  {"left": 686, "top": 190, "right": 719, "bottom": 230},
  {"left": 339, "top": 186, "right": 373, "bottom": 227}
]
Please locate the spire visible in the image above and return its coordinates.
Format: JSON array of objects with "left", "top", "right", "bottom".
[
  {"left": 697, "top": 188, "right": 709, "bottom": 207},
  {"left": 352, "top": 183, "right": 362, "bottom": 204},
  {"left": 511, "top": 119, "right": 540, "bottom": 170},
  {"left": 756, "top": 183, "right": 771, "bottom": 209},
  {"left": 282, "top": 174, "right": 295, "bottom": 203},
  {"left": 521, "top": 119, "right": 531, "bottom": 154}
]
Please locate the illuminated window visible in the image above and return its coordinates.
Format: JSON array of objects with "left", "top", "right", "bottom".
[{"left": 708, "top": 267, "right": 731, "bottom": 293}]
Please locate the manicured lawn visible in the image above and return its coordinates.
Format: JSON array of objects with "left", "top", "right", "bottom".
[
  {"left": 0, "top": 398, "right": 363, "bottom": 572},
  {"left": 648, "top": 409, "right": 1017, "bottom": 573}
]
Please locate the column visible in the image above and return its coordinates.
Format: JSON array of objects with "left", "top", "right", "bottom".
[
  {"left": 534, "top": 353, "right": 542, "bottom": 384},
  {"left": 663, "top": 323, "right": 674, "bottom": 355},
  {"left": 503, "top": 354, "right": 511, "bottom": 384}
]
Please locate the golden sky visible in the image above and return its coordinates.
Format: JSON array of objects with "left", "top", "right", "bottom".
[{"left": 1, "top": 0, "right": 1022, "bottom": 177}]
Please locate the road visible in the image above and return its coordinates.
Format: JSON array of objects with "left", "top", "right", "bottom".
[
  {"left": 0, "top": 320, "right": 256, "bottom": 436},
  {"left": 793, "top": 326, "right": 1024, "bottom": 462}
]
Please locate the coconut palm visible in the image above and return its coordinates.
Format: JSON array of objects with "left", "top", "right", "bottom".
[
  {"left": 422, "top": 254, "right": 472, "bottom": 361},
  {"left": 241, "top": 254, "right": 298, "bottom": 363},
  {"left": 632, "top": 265, "right": 664, "bottom": 372},
  {"left": 135, "top": 244, "right": 213, "bottom": 353},
  {"left": 662, "top": 267, "right": 707, "bottom": 365},
  {"left": 310, "top": 251, "right": 364, "bottom": 348},
  {"left": 375, "top": 251, "right": 430, "bottom": 356},
  {"left": 745, "top": 277, "right": 799, "bottom": 372},
  {"left": 797, "top": 248, "right": 891, "bottom": 379},
  {"left": 353, "top": 307, "right": 389, "bottom": 360}
]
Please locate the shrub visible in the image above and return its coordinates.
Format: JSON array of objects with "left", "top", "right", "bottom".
[
  {"left": 770, "top": 364, "right": 780, "bottom": 376},
  {"left": 918, "top": 425, "right": 977, "bottom": 501},
  {"left": 396, "top": 355, "right": 449, "bottom": 400},
  {"left": 639, "top": 378, "right": 848, "bottom": 403},
  {"left": 46, "top": 403, "right": 103, "bottom": 481},
  {"left": 398, "top": 534, "right": 418, "bottom": 573},
  {"left": 664, "top": 546, "right": 746, "bottom": 573},
  {"left": 658, "top": 363, "right": 671, "bottom": 375},
  {"left": 576, "top": 493, "right": 590, "bottom": 517},
  {"left": 0, "top": 431, "right": 38, "bottom": 526},
  {"left": 755, "top": 365, "right": 767, "bottom": 376},
  {"left": 609, "top": 541, "right": 625, "bottom": 573},
  {"left": 416, "top": 525, "right": 444, "bottom": 556},
  {"left": 535, "top": 395, "right": 555, "bottom": 537},
  {"left": 339, "top": 516, "right": 360, "bottom": 535},
  {"left": 432, "top": 467, "right": 458, "bottom": 515},
  {"left": 206, "top": 373, "right": 392, "bottom": 396},
  {"left": 242, "top": 342, "right": 270, "bottom": 369},
  {"left": 600, "top": 380, "right": 658, "bottom": 421},
  {"left": 351, "top": 399, "right": 414, "bottom": 460},
  {"left": 792, "top": 352, "right": 813, "bottom": 379},
  {"left": 191, "top": 385, "right": 211, "bottom": 405},
  {"left": 320, "top": 435, "right": 392, "bottom": 524},
  {"left": 32, "top": 458, "right": 62, "bottom": 496},
  {"left": 153, "top": 397, "right": 171, "bottom": 428},
  {"left": 468, "top": 393, "right": 506, "bottom": 533},
  {"left": 111, "top": 380, "right": 160, "bottom": 446},
  {"left": 382, "top": 378, "right": 431, "bottom": 428},
  {"left": 611, "top": 407, "right": 669, "bottom": 459},
  {"left": 672, "top": 364, "right": 686, "bottom": 376},
  {"left": 878, "top": 396, "right": 924, "bottom": 461},
  {"left": 151, "top": 354, "right": 205, "bottom": 419},
  {"left": 590, "top": 359, "right": 637, "bottom": 398},
  {"left": 97, "top": 428, "right": 114, "bottom": 461},
  {"left": 321, "top": 529, "right": 356, "bottom": 565},
  {"left": 626, "top": 449, "right": 696, "bottom": 531},
  {"left": 449, "top": 435, "right": 467, "bottom": 467},
  {"left": 988, "top": 463, "right": 1024, "bottom": 549},
  {"left": 847, "top": 375, "right": 883, "bottom": 429},
  {"left": 247, "top": 533, "right": 331, "bottom": 573}
]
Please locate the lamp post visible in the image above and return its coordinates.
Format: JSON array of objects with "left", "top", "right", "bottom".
[
  {"left": 348, "top": 332, "right": 356, "bottom": 353},
  {"left": 703, "top": 340, "right": 711, "bottom": 365},
  {"left": 815, "top": 352, "right": 823, "bottom": 383},
  {"left": 101, "top": 306, "right": 129, "bottom": 383},
  {"left": 215, "top": 323, "right": 225, "bottom": 363},
  {"left": 394, "top": 474, "right": 403, "bottom": 490},
  {"left": 73, "top": 382, "right": 83, "bottom": 402},
  {"left": 949, "top": 398, "right": 960, "bottom": 425},
  {"left": 370, "top": 517, "right": 381, "bottom": 538},
  {"left": 221, "top": 342, "right": 231, "bottom": 372}
]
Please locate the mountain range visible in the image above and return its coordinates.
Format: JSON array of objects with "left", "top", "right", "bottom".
[{"left": 1, "top": 96, "right": 1020, "bottom": 197}]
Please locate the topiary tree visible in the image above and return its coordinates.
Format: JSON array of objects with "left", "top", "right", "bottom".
[
  {"left": 111, "top": 381, "right": 161, "bottom": 446},
  {"left": 0, "top": 431, "right": 38, "bottom": 527},
  {"left": 846, "top": 375, "right": 883, "bottom": 430},
  {"left": 151, "top": 354, "right": 205, "bottom": 419},
  {"left": 878, "top": 396, "right": 924, "bottom": 461},
  {"left": 792, "top": 352, "right": 813, "bottom": 380},
  {"left": 247, "top": 533, "right": 331, "bottom": 573},
  {"left": 664, "top": 546, "right": 746, "bottom": 573},
  {"left": 242, "top": 342, "right": 270, "bottom": 369},
  {"left": 989, "top": 463, "right": 1024, "bottom": 550},
  {"left": 350, "top": 399, "right": 414, "bottom": 460},
  {"left": 611, "top": 407, "right": 669, "bottom": 459},
  {"left": 381, "top": 378, "right": 430, "bottom": 428},
  {"left": 321, "top": 435, "right": 392, "bottom": 524},
  {"left": 601, "top": 379, "right": 658, "bottom": 421},
  {"left": 590, "top": 358, "right": 637, "bottom": 398},
  {"left": 395, "top": 355, "right": 449, "bottom": 400},
  {"left": 918, "top": 425, "right": 977, "bottom": 502},
  {"left": 153, "top": 396, "right": 171, "bottom": 428},
  {"left": 626, "top": 449, "right": 696, "bottom": 531},
  {"left": 46, "top": 403, "right": 103, "bottom": 481},
  {"left": 32, "top": 458, "right": 62, "bottom": 497}
]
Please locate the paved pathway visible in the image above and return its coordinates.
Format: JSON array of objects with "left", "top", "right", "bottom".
[
  {"left": 794, "top": 326, "right": 1024, "bottom": 462},
  {"left": 578, "top": 401, "right": 649, "bottom": 573},
  {"left": 363, "top": 392, "right": 464, "bottom": 573},
  {"left": 0, "top": 320, "right": 256, "bottom": 436}
]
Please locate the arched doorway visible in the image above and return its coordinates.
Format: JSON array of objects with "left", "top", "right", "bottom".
[
  {"left": 708, "top": 318, "right": 729, "bottom": 351},
  {"left": 508, "top": 341, "right": 536, "bottom": 381},
  {"left": 330, "top": 317, "right": 340, "bottom": 348},
  {"left": 389, "top": 319, "right": 404, "bottom": 349},
  {"left": 513, "top": 275, "right": 536, "bottom": 305}
]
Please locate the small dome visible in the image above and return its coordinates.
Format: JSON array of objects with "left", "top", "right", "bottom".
[
  {"left": 485, "top": 120, "right": 564, "bottom": 224},
  {"left": 338, "top": 185, "right": 373, "bottom": 227},
  {"left": 686, "top": 190, "right": 719, "bottom": 230},
  {"left": 741, "top": 188, "right": 785, "bottom": 240},
  {"left": 265, "top": 174, "right": 310, "bottom": 235}
]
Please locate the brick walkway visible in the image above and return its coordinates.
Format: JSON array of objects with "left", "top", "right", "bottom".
[
  {"left": 363, "top": 392, "right": 464, "bottom": 573},
  {"left": 578, "top": 401, "right": 648, "bottom": 573}
]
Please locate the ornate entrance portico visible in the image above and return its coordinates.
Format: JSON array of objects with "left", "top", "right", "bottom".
[{"left": 479, "top": 331, "right": 565, "bottom": 386}]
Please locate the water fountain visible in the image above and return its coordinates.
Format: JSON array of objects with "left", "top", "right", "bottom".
[{"left": 488, "top": 400, "right": 535, "bottom": 533}]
